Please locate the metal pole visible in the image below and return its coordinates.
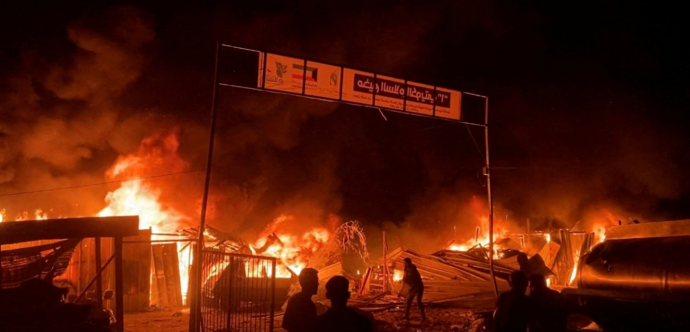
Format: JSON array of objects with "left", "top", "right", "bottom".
[
  {"left": 483, "top": 96, "right": 500, "bottom": 298},
  {"left": 190, "top": 41, "right": 221, "bottom": 332}
]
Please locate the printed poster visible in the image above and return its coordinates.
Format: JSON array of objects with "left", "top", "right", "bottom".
[
  {"left": 342, "top": 68, "right": 374, "bottom": 105},
  {"left": 263, "top": 53, "right": 304, "bottom": 93},
  {"left": 304, "top": 61, "right": 341, "bottom": 100},
  {"left": 374, "top": 75, "right": 405, "bottom": 110},
  {"left": 405, "top": 81, "right": 435, "bottom": 115},
  {"left": 434, "top": 87, "right": 462, "bottom": 120}
]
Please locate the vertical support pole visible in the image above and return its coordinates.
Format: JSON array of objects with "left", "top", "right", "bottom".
[
  {"left": 483, "top": 96, "right": 500, "bottom": 298},
  {"left": 190, "top": 41, "right": 221, "bottom": 332},
  {"left": 382, "top": 231, "right": 388, "bottom": 292},
  {"left": 269, "top": 258, "right": 276, "bottom": 332},
  {"left": 114, "top": 236, "right": 124, "bottom": 332},
  {"left": 95, "top": 236, "right": 103, "bottom": 308}
]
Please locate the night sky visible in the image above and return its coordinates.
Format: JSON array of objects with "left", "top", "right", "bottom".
[{"left": 2, "top": 1, "right": 690, "bottom": 247}]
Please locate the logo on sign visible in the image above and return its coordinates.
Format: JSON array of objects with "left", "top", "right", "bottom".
[
  {"left": 292, "top": 64, "right": 318, "bottom": 82},
  {"left": 330, "top": 71, "right": 338, "bottom": 86},
  {"left": 266, "top": 61, "right": 289, "bottom": 84}
]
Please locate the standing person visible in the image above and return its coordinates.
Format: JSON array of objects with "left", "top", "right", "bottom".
[
  {"left": 402, "top": 257, "right": 426, "bottom": 321},
  {"left": 494, "top": 270, "right": 532, "bottom": 332},
  {"left": 529, "top": 274, "right": 567, "bottom": 332},
  {"left": 282, "top": 268, "right": 319, "bottom": 332},
  {"left": 314, "top": 276, "right": 373, "bottom": 332}
]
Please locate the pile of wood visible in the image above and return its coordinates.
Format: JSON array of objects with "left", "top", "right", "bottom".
[{"left": 380, "top": 247, "right": 511, "bottom": 308}]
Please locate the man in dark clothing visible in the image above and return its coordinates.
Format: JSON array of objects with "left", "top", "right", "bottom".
[
  {"left": 314, "top": 276, "right": 373, "bottom": 332},
  {"left": 494, "top": 270, "right": 532, "bottom": 332},
  {"left": 529, "top": 274, "right": 568, "bottom": 332},
  {"left": 282, "top": 268, "right": 319, "bottom": 332},
  {"left": 402, "top": 257, "right": 426, "bottom": 320}
]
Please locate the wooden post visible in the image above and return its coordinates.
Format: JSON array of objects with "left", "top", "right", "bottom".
[
  {"left": 114, "top": 236, "right": 124, "bottom": 332},
  {"left": 382, "top": 231, "right": 388, "bottom": 292},
  {"left": 95, "top": 237, "right": 103, "bottom": 309}
]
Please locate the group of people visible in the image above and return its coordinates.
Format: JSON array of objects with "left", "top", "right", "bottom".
[
  {"left": 282, "top": 257, "right": 427, "bottom": 332},
  {"left": 494, "top": 271, "right": 568, "bottom": 332},
  {"left": 282, "top": 268, "right": 373, "bottom": 332}
]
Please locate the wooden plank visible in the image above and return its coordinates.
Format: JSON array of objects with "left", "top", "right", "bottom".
[
  {"left": 151, "top": 245, "right": 169, "bottom": 306},
  {"left": 161, "top": 244, "right": 182, "bottom": 306},
  {"left": 0, "top": 216, "right": 140, "bottom": 245},
  {"left": 122, "top": 229, "right": 151, "bottom": 312}
]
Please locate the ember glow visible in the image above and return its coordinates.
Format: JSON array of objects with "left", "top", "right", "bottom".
[
  {"left": 593, "top": 225, "right": 606, "bottom": 243},
  {"left": 393, "top": 269, "right": 403, "bottom": 282}
]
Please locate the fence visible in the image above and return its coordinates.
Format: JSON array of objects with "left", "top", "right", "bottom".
[{"left": 200, "top": 251, "right": 276, "bottom": 332}]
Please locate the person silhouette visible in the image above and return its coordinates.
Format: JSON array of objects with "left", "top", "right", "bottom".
[
  {"left": 529, "top": 274, "right": 567, "bottom": 332},
  {"left": 314, "top": 276, "right": 373, "bottom": 332},
  {"left": 494, "top": 270, "right": 532, "bottom": 332},
  {"left": 402, "top": 257, "right": 426, "bottom": 321},
  {"left": 282, "top": 268, "right": 319, "bottom": 332}
]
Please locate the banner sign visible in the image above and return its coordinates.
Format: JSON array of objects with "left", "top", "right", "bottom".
[{"left": 259, "top": 52, "right": 462, "bottom": 120}]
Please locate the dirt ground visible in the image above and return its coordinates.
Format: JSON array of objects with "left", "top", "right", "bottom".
[
  {"left": 124, "top": 306, "right": 486, "bottom": 332},
  {"left": 124, "top": 306, "right": 594, "bottom": 331}
]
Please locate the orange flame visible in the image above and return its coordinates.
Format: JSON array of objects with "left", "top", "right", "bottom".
[
  {"left": 97, "top": 133, "right": 193, "bottom": 302},
  {"left": 250, "top": 216, "right": 331, "bottom": 278},
  {"left": 569, "top": 249, "right": 581, "bottom": 285},
  {"left": 392, "top": 270, "right": 403, "bottom": 282},
  {"left": 447, "top": 215, "right": 509, "bottom": 254}
]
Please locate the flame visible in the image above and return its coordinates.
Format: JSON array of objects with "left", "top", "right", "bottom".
[
  {"left": 447, "top": 215, "right": 509, "bottom": 255},
  {"left": 393, "top": 270, "right": 403, "bottom": 282},
  {"left": 0, "top": 209, "right": 4, "bottom": 223},
  {"left": 250, "top": 218, "right": 331, "bottom": 278},
  {"left": 97, "top": 133, "right": 192, "bottom": 302},
  {"left": 569, "top": 249, "right": 581, "bottom": 285},
  {"left": 546, "top": 277, "right": 552, "bottom": 288},
  {"left": 593, "top": 225, "right": 606, "bottom": 243},
  {"left": 544, "top": 233, "right": 551, "bottom": 243}
]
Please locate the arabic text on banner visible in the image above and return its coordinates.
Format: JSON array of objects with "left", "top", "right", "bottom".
[
  {"left": 342, "top": 68, "right": 375, "bottom": 105},
  {"left": 374, "top": 75, "right": 406, "bottom": 110},
  {"left": 433, "top": 87, "right": 462, "bottom": 120},
  {"left": 405, "top": 81, "right": 435, "bottom": 115}
]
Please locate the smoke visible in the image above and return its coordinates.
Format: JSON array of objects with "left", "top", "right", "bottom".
[
  {"left": 2, "top": 2, "right": 688, "bottom": 258},
  {"left": 0, "top": 6, "right": 156, "bottom": 217}
]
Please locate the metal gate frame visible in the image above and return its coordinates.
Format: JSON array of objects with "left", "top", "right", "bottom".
[{"left": 200, "top": 250, "right": 276, "bottom": 332}]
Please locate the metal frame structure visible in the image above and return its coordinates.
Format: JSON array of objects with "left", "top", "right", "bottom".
[
  {"left": 199, "top": 250, "right": 277, "bottom": 332},
  {"left": 189, "top": 42, "right": 498, "bottom": 331}
]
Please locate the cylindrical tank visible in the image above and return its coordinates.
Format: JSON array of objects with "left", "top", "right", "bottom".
[{"left": 578, "top": 236, "right": 690, "bottom": 296}]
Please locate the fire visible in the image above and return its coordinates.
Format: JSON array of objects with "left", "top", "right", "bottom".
[
  {"left": 593, "top": 225, "right": 606, "bottom": 243},
  {"left": 250, "top": 217, "right": 331, "bottom": 278},
  {"left": 97, "top": 133, "right": 193, "bottom": 302},
  {"left": 393, "top": 269, "right": 403, "bottom": 282},
  {"left": 569, "top": 249, "right": 581, "bottom": 285},
  {"left": 447, "top": 215, "right": 509, "bottom": 254},
  {"left": 0, "top": 209, "right": 4, "bottom": 222}
]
